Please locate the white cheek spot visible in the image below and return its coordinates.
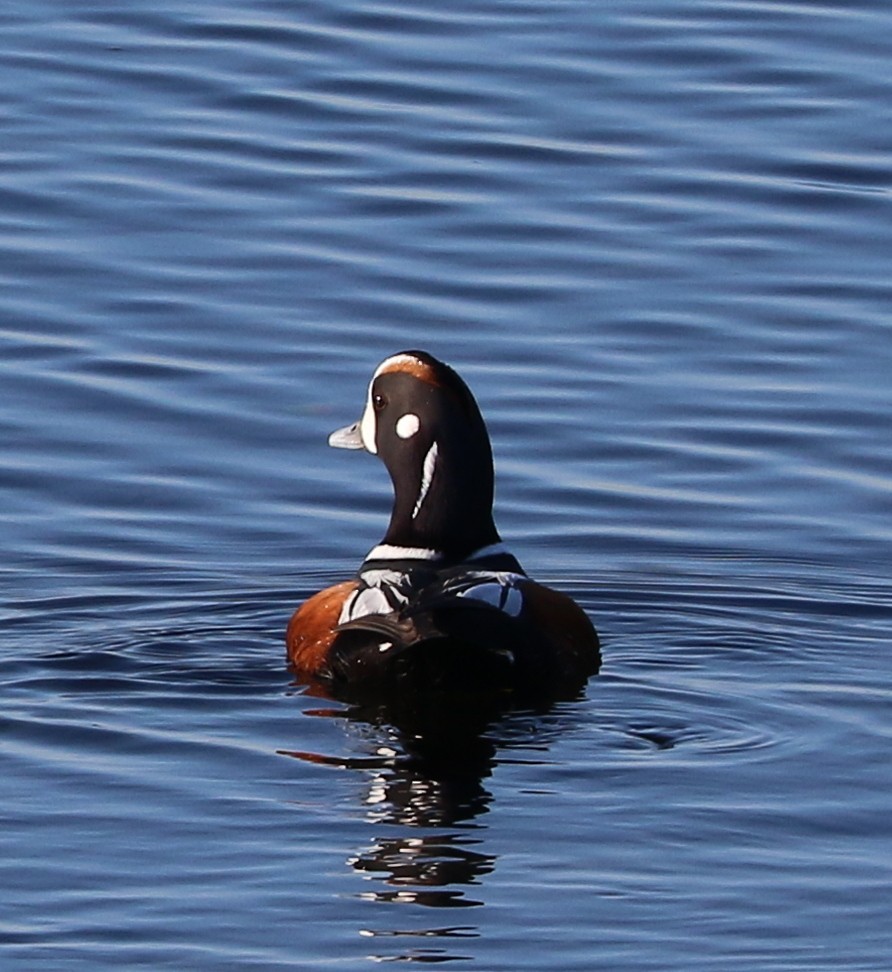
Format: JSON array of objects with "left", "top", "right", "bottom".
[{"left": 395, "top": 413, "right": 420, "bottom": 439}]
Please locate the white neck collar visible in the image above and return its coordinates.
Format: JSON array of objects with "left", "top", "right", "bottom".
[
  {"left": 363, "top": 540, "right": 510, "bottom": 563},
  {"left": 364, "top": 543, "right": 442, "bottom": 562}
]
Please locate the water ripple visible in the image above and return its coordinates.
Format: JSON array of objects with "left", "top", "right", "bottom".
[{"left": 3, "top": 0, "right": 892, "bottom": 968}]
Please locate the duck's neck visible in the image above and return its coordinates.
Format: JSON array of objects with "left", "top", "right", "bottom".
[{"left": 381, "top": 436, "right": 501, "bottom": 562}]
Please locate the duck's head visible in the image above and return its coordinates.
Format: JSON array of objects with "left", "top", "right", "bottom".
[{"left": 329, "top": 350, "right": 501, "bottom": 562}]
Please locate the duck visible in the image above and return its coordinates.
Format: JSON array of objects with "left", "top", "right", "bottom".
[{"left": 286, "top": 350, "right": 600, "bottom": 697}]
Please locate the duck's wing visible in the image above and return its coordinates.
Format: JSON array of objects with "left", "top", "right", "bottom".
[
  {"left": 325, "top": 572, "right": 526, "bottom": 687},
  {"left": 324, "top": 568, "right": 599, "bottom": 692}
]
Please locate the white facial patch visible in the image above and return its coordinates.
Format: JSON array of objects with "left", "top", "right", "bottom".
[
  {"left": 359, "top": 379, "right": 378, "bottom": 454},
  {"left": 395, "top": 413, "right": 420, "bottom": 439},
  {"left": 412, "top": 441, "right": 438, "bottom": 519}
]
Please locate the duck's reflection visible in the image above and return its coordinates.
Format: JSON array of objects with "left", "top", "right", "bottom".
[
  {"left": 282, "top": 684, "right": 582, "bottom": 963},
  {"left": 350, "top": 832, "right": 493, "bottom": 908},
  {"left": 283, "top": 689, "right": 509, "bottom": 827}
]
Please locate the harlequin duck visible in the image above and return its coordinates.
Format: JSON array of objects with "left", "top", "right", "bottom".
[{"left": 287, "top": 351, "right": 600, "bottom": 696}]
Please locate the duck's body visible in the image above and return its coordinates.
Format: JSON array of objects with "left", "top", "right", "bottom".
[{"left": 287, "top": 351, "right": 600, "bottom": 696}]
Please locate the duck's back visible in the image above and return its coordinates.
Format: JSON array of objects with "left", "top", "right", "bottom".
[{"left": 288, "top": 563, "right": 599, "bottom": 695}]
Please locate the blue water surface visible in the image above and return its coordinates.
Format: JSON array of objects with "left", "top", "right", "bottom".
[{"left": 2, "top": 1, "right": 891, "bottom": 969}]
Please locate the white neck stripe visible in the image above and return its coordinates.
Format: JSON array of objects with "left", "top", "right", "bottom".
[{"left": 412, "top": 441, "right": 438, "bottom": 520}]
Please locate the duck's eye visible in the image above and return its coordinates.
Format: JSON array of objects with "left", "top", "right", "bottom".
[{"left": 373, "top": 393, "right": 386, "bottom": 411}]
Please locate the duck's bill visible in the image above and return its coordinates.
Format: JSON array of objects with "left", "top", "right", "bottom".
[{"left": 328, "top": 421, "right": 365, "bottom": 450}]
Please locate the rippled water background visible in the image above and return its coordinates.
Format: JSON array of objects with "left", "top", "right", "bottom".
[{"left": 3, "top": 1, "right": 891, "bottom": 969}]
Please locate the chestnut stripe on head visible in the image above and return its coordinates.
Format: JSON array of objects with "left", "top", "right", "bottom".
[{"left": 374, "top": 352, "right": 443, "bottom": 388}]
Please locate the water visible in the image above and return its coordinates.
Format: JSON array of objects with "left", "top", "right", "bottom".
[{"left": 2, "top": 1, "right": 891, "bottom": 968}]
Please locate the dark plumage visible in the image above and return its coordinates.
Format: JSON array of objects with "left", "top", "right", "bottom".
[{"left": 287, "top": 350, "right": 600, "bottom": 697}]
